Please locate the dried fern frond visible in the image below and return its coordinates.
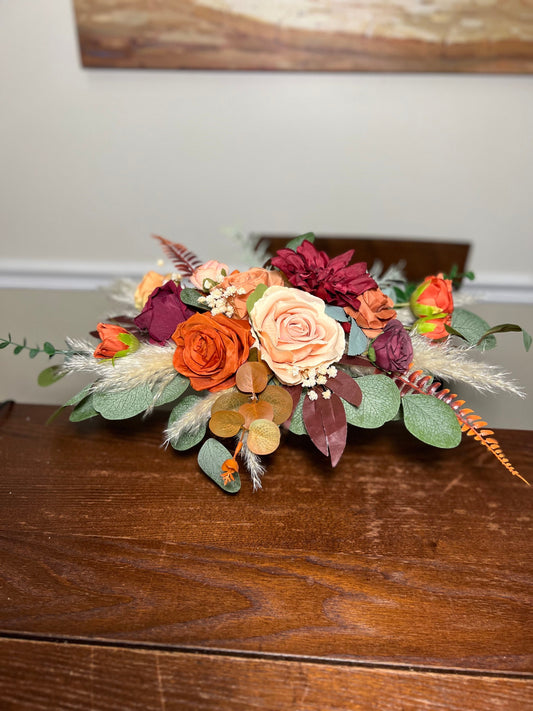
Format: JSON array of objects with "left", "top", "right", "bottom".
[
  {"left": 393, "top": 369, "right": 528, "bottom": 484},
  {"left": 410, "top": 332, "right": 525, "bottom": 397},
  {"left": 152, "top": 235, "right": 202, "bottom": 277}
]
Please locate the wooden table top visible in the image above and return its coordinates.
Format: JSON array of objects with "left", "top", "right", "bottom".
[{"left": 0, "top": 403, "right": 532, "bottom": 710}]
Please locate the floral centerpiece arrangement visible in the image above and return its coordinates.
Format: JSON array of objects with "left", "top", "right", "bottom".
[{"left": 2, "top": 233, "right": 530, "bottom": 492}]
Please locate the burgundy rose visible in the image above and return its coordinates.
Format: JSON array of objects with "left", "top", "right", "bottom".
[
  {"left": 371, "top": 319, "right": 413, "bottom": 373},
  {"left": 271, "top": 240, "right": 377, "bottom": 311},
  {"left": 134, "top": 280, "right": 193, "bottom": 345}
]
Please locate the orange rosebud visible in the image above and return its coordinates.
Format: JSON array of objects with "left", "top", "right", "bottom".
[
  {"left": 345, "top": 287, "right": 396, "bottom": 338},
  {"left": 93, "top": 323, "right": 139, "bottom": 359},
  {"left": 414, "top": 314, "right": 452, "bottom": 341},
  {"left": 171, "top": 312, "right": 254, "bottom": 392},
  {"left": 410, "top": 273, "right": 453, "bottom": 319},
  {"left": 134, "top": 271, "right": 167, "bottom": 310}
]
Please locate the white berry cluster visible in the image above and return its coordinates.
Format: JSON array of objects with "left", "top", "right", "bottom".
[{"left": 198, "top": 285, "right": 247, "bottom": 317}]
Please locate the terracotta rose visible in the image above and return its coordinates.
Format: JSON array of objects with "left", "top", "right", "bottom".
[
  {"left": 217, "top": 268, "right": 285, "bottom": 318},
  {"left": 171, "top": 312, "right": 254, "bottom": 392}
]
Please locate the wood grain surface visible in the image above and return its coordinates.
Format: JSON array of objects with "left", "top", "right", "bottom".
[
  {"left": 1, "top": 403, "right": 532, "bottom": 707},
  {"left": 72, "top": 0, "right": 533, "bottom": 73},
  {"left": 0, "top": 639, "right": 531, "bottom": 711}
]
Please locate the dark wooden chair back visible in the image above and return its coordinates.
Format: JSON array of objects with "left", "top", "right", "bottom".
[{"left": 258, "top": 235, "right": 471, "bottom": 284}]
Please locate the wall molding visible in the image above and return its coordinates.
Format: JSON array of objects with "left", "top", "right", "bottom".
[{"left": 1, "top": 259, "right": 532, "bottom": 303}]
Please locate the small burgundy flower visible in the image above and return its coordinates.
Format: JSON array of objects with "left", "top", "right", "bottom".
[
  {"left": 134, "top": 280, "right": 193, "bottom": 345},
  {"left": 371, "top": 319, "right": 413, "bottom": 373},
  {"left": 271, "top": 240, "right": 377, "bottom": 310}
]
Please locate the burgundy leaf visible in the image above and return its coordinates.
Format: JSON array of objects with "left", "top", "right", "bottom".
[
  {"left": 302, "top": 392, "right": 348, "bottom": 466},
  {"left": 327, "top": 369, "right": 363, "bottom": 407},
  {"left": 152, "top": 235, "right": 203, "bottom": 277},
  {"left": 319, "top": 393, "right": 347, "bottom": 467},
  {"left": 302, "top": 394, "right": 328, "bottom": 457}
]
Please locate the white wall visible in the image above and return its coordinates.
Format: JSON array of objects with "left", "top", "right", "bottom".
[{"left": 1, "top": 0, "right": 533, "bottom": 296}]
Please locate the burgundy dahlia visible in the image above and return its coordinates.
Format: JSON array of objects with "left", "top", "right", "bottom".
[
  {"left": 271, "top": 240, "right": 377, "bottom": 310},
  {"left": 134, "top": 279, "right": 193, "bottom": 345},
  {"left": 372, "top": 319, "right": 413, "bottom": 373}
]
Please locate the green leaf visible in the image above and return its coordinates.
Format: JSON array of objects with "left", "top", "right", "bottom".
[
  {"left": 180, "top": 287, "right": 209, "bottom": 311},
  {"left": 197, "top": 438, "right": 241, "bottom": 493},
  {"left": 93, "top": 383, "right": 154, "bottom": 420},
  {"left": 154, "top": 375, "right": 189, "bottom": 407},
  {"left": 348, "top": 319, "right": 368, "bottom": 356},
  {"left": 37, "top": 365, "right": 66, "bottom": 387},
  {"left": 64, "top": 384, "right": 93, "bottom": 407},
  {"left": 29, "top": 348, "right": 40, "bottom": 359},
  {"left": 246, "top": 283, "right": 268, "bottom": 315},
  {"left": 343, "top": 375, "right": 400, "bottom": 429},
  {"left": 284, "top": 232, "right": 316, "bottom": 251},
  {"left": 325, "top": 305, "right": 350, "bottom": 322},
  {"left": 69, "top": 394, "right": 98, "bottom": 422},
  {"left": 13, "top": 345, "right": 24, "bottom": 355},
  {"left": 475, "top": 323, "right": 532, "bottom": 352},
  {"left": 288, "top": 392, "right": 307, "bottom": 435},
  {"left": 451, "top": 308, "right": 496, "bottom": 350},
  {"left": 43, "top": 342, "right": 56, "bottom": 356},
  {"left": 168, "top": 394, "right": 207, "bottom": 451},
  {"left": 0, "top": 340, "right": 10, "bottom": 349},
  {"left": 402, "top": 393, "right": 462, "bottom": 449}
]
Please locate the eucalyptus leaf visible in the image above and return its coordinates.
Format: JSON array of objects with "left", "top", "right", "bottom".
[
  {"left": 288, "top": 392, "right": 307, "bottom": 435},
  {"left": 402, "top": 393, "right": 462, "bottom": 449},
  {"left": 476, "top": 323, "right": 532, "bottom": 352},
  {"left": 451, "top": 308, "right": 496, "bottom": 350},
  {"left": 154, "top": 375, "right": 189, "bottom": 407},
  {"left": 325, "top": 305, "right": 350, "bottom": 322},
  {"left": 43, "top": 342, "right": 56, "bottom": 356},
  {"left": 93, "top": 383, "right": 154, "bottom": 420},
  {"left": 343, "top": 375, "right": 400, "bottom": 429},
  {"left": 38, "top": 365, "right": 66, "bottom": 387},
  {"left": 64, "top": 384, "right": 93, "bottom": 407},
  {"left": 197, "top": 438, "right": 241, "bottom": 493},
  {"left": 348, "top": 319, "right": 368, "bottom": 356},
  {"left": 69, "top": 394, "right": 98, "bottom": 422}
]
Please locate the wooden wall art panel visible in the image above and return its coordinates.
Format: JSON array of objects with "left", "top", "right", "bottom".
[{"left": 73, "top": 0, "right": 533, "bottom": 73}]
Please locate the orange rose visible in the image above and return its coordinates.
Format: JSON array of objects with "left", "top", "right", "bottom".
[
  {"left": 134, "top": 271, "right": 166, "bottom": 310},
  {"left": 345, "top": 288, "right": 396, "bottom": 338},
  {"left": 218, "top": 268, "right": 285, "bottom": 318},
  {"left": 171, "top": 312, "right": 254, "bottom": 392},
  {"left": 250, "top": 286, "right": 345, "bottom": 385},
  {"left": 410, "top": 274, "right": 453, "bottom": 319},
  {"left": 93, "top": 323, "right": 139, "bottom": 360}
]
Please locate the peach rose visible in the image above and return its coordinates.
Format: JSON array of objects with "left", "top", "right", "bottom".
[
  {"left": 190, "top": 260, "right": 229, "bottom": 291},
  {"left": 250, "top": 286, "right": 345, "bottom": 385},
  {"left": 346, "top": 288, "right": 397, "bottom": 338},
  {"left": 218, "top": 268, "right": 285, "bottom": 318},
  {"left": 171, "top": 312, "right": 254, "bottom": 392},
  {"left": 134, "top": 271, "right": 167, "bottom": 310}
]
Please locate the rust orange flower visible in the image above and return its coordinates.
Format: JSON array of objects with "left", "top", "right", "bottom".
[
  {"left": 217, "top": 267, "right": 284, "bottom": 318},
  {"left": 171, "top": 312, "right": 254, "bottom": 392},
  {"left": 345, "top": 287, "right": 396, "bottom": 338},
  {"left": 93, "top": 323, "right": 138, "bottom": 360}
]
